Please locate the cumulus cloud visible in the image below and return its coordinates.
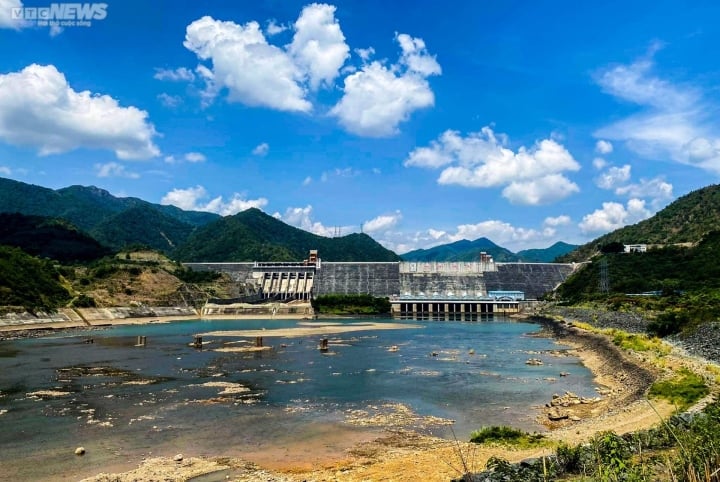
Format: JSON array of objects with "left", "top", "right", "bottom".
[
  {"left": 252, "top": 142, "right": 269, "bottom": 156},
  {"left": 0, "top": 0, "right": 25, "bottom": 29},
  {"left": 320, "top": 167, "right": 360, "bottom": 182},
  {"left": 579, "top": 198, "right": 652, "bottom": 234},
  {"left": 596, "top": 164, "right": 631, "bottom": 189},
  {"left": 0, "top": 64, "right": 160, "bottom": 159},
  {"left": 184, "top": 16, "right": 311, "bottom": 112},
  {"left": 595, "top": 140, "right": 613, "bottom": 154},
  {"left": 288, "top": 3, "right": 349, "bottom": 90},
  {"left": 0, "top": 165, "right": 12, "bottom": 175},
  {"left": 330, "top": 32, "right": 440, "bottom": 137},
  {"left": 266, "top": 19, "right": 287, "bottom": 36},
  {"left": 363, "top": 211, "right": 401, "bottom": 234},
  {"left": 161, "top": 185, "right": 267, "bottom": 216},
  {"left": 94, "top": 162, "right": 140, "bottom": 179},
  {"left": 154, "top": 67, "right": 195, "bottom": 82},
  {"left": 273, "top": 205, "right": 343, "bottom": 237},
  {"left": 615, "top": 177, "right": 673, "bottom": 210},
  {"left": 592, "top": 157, "right": 607, "bottom": 170},
  {"left": 405, "top": 126, "right": 580, "bottom": 205},
  {"left": 595, "top": 49, "right": 720, "bottom": 173},
  {"left": 184, "top": 152, "right": 206, "bottom": 163},
  {"left": 544, "top": 215, "right": 571, "bottom": 227}
]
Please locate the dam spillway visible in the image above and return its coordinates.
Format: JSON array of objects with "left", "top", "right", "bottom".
[{"left": 184, "top": 257, "right": 577, "bottom": 317}]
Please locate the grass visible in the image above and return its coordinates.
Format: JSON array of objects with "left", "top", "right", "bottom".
[
  {"left": 469, "top": 426, "right": 547, "bottom": 448},
  {"left": 649, "top": 368, "right": 710, "bottom": 411},
  {"left": 610, "top": 329, "right": 671, "bottom": 355}
]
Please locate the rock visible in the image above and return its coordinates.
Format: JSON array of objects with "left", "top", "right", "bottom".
[
  {"left": 547, "top": 408, "right": 569, "bottom": 421},
  {"left": 75, "top": 447, "right": 85, "bottom": 456},
  {"left": 173, "top": 453, "right": 183, "bottom": 462},
  {"left": 569, "top": 415, "right": 581, "bottom": 422}
]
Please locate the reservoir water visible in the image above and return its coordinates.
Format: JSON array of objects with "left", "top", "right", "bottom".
[{"left": 0, "top": 317, "right": 596, "bottom": 480}]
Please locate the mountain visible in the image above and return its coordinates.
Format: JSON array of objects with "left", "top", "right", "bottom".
[
  {"left": 90, "top": 205, "right": 196, "bottom": 252},
  {"left": 401, "top": 238, "right": 519, "bottom": 262},
  {"left": 560, "top": 184, "right": 720, "bottom": 262},
  {"left": 173, "top": 208, "right": 401, "bottom": 262},
  {"left": 0, "top": 177, "right": 220, "bottom": 252},
  {"left": 516, "top": 242, "right": 579, "bottom": 263},
  {"left": 0, "top": 212, "right": 109, "bottom": 262},
  {"left": 0, "top": 245, "right": 71, "bottom": 310}
]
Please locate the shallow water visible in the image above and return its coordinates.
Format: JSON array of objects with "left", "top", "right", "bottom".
[{"left": 0, "top": 317, "right": 596, "bottom": 479}]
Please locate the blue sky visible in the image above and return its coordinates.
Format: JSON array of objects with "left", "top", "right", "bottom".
[{"left": 1, "top": 0, "right": 719, "bottom": 254}]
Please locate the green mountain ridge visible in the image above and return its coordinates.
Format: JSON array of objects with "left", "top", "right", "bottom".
[
  {"left": 401, "top": 238, "right": 578, "bottom": 263},
  {"left": 173, "top": 208, "right": 401, "bottom": 262},
  {"left": 561, "top": 184, "right": 720, "bottom": 262}
]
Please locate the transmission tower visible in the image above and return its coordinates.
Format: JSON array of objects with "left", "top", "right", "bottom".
[{"left": 599, "top": 258, "right": 609, "bottom": 294}]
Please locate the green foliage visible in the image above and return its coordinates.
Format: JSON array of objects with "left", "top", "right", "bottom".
[
  {"left": 610, "top": 330, "right": 670, "bottom": 354},
  {"left": 469, "top": 426, "right": 546, "bottom": 448},
  {"left": 0, "top": 245, "right": 71, "bottom": 311},
  {"left": 312, "top": 294, "right": 391, "bottom": 315},
  {"left": 173, "top": 208, "right": 400, "bottom": 262},
  {"left": 71, "top": 294, "right": 96, "bottom": 308},
  {"left": 516, "top": 241, "right": 579, "bottom": 263},
  {"left": 0, "top": 212, "right": 109, "bottom": 262},
  {"left": 649, "top": 368, "right": 709, "bottom": 410},
  {"left": 174, "top": 267, "right": 221, "bottom": 283},
  {"left": 561, "top": 183, "right": 720, "bottom": 262}
]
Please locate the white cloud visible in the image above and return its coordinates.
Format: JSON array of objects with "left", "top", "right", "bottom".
[
  {"left": 273, "top": 205, "right": 342, "bottom": 237},
  {"left": 0, "top": 64, "right": 159, "bottom": 159},
  {"left": 184, "top": 152, "right": 206, "bottom": 163},
  {"left": 94, "top": 162, "right": 140, "bottom": 179},
  {"left": 406, "top": 126, "right": 580, "bottom": 205},
  {"left": 0, "top": 165, "right": 11, "bottom": 175},
  {"left": 502, "top": 174, "right": 580, "bottom": 205},
  {"left": 330, "top": 33, "right": 440, "bottom": 137},
  {"left": 595, "top": 140, "right": 613, "bottom": 154},
  {"left": 595, "top": 50, "right": 720, "bottom": 173},
  {"left": 363, "top": 211, "right": 401, "bottom": 234},
  {"left": 157, "top": 92, "right": 182, "bottom": 108},
  {"left": 320, "top": 167, "right": 360, "bottom": 182},
  {"left": 266, "top": 19, "right": 287, "bottom": 36},
  {"left": 355, "top": 47, "right": 375, "bottom": 62},
  {"left": 154, "top": 67, "right": 196, "bottom": 82},
  {"left": 184, "top": 16, "right": 311, "bottom": 112},
  {"left": 0, "top": 0, "right": 25, "bottom": 29},
  {"left": 302, "top": 176, "right": 312, "bottom": 186},
  {"left": 592, "top": 157, "right": 607, "bottom": 170},
  {"left": 288, "top": 3, "right": 349, "bottom": 90},
  {"left": 596, "top": 164, "right": 631, "bottom": 189},
  {"left": 544, "top": 215, "right": 571, "bottom": 227},
  {"left": 614, "top": 176, "right": 673, "bottom": 209},
  {"left": 579, "top": 198, "right": 652, "bottom": 234},
  {"left": 161, "top": 185, "right": 268, "bottom": 216},
  {"left": 252, "top": 142, "right": 269, "bottom": 156}
]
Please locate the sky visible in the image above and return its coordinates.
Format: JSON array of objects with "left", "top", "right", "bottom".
[{"left": 1, "top": 0, "right": 719, "bottom": 254}]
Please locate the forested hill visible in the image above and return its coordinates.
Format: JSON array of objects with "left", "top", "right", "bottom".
[
  {"left": 561, "top": 184, "right": 720, "bottom": 262},
  {"left": 173, "top": 208, "right": 401, "bottom": 262}
]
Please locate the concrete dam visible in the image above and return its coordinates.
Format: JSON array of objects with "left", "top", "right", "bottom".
[{"left": 185, "top": 253, "right": 577, "bottom": 318}]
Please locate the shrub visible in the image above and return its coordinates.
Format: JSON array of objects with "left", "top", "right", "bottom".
[
  {"left": 470, "top": 426, "right": 545, "bottom": 448},
  {"left": 649, "top": 368, "right": 709, "bottom": 410}
]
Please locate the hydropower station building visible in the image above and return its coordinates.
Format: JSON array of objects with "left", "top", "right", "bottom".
[{"left": 185, "top": 251, "right": 577, "bottom": 319}]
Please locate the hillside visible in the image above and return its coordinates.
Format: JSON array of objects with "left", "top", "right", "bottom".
[
  {"left": 516, "top": 241, "right": 578, "bottom": 262},
  {"left": 0, "top": 177, "right": 219, "bottom": 252},
  {"left": 401, "top": 238, "right": 519, "bottom": 262},
  {"left": 0, "top": 246, "right": 71, "bottom": 311},
  {"left": 561, "top": 184, "right": 720, "bottom": 262},
  {"left": 0, "top": 212, "right": 110, "bottom": 262},
  {"left": 173, "top": 208, "right": 401, "bottom": 262}
]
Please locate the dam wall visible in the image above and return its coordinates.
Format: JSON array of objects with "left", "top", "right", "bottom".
[
  {"left": 313, "top": 262, "right": 400, "bottom": 296},
  {"left": 483, "top": 263, "right": 575, "bottom": 300},
  {"left": 183, "top": 261, "right": 576, "bottom": 301}
]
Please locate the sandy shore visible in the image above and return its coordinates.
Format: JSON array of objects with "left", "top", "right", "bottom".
[{"left": 10, "top": 314, "right": 719, "bottom": 481}]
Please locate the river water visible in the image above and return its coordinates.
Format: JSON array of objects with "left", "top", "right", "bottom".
[{"left": 0, "top": 317, "right": 596, "bottom": 480}]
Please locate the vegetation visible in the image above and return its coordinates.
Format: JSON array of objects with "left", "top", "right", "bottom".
[
  {"left": 610, "top": 330, "right": 670, "bottom": 355},
  {"left": 311, "top": 294, "right": 391, "bottom": 315},
  {"left": 401, "top": 237, "right": 520, "bottom": 262},
  {"left": 174, "top": 266, "right": 222, "bottom": 283},
  {"left": 0, "top": 245, "right": 71, "bottom": 311},
  {"left": 649, "top": 368, "right": 710, "bottom": 411},
  {"left": 0, "top": 212, "right": 109, "bottom": 262},
  {"left": 516, "top": 241, "right": 579, "bottom": 263},
  {"left": 560, "top": 183, "right": 720, "bottom": 262},
  {"left": 173, "top": 208, "right": 401, "bottom": 262},
  {"left": 469, "top": 426, "right": 546, "bottom": 448},
  {"left": 473, "top": 401, "right": 720, "bottom": 481}
]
